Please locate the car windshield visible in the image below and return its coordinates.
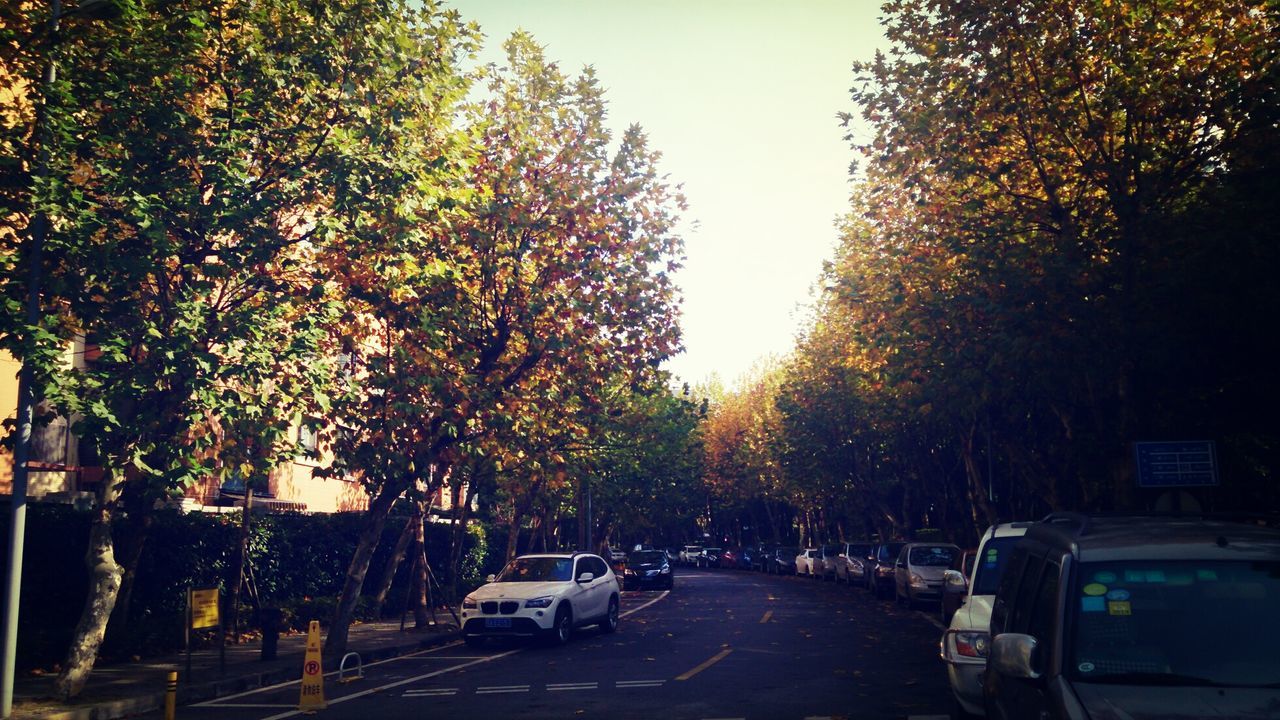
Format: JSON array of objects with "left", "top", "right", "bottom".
[
  {"left": 629, "top": 551, "right": 665, "bottom": 563},
  {"left": 1070, "top": 560, "right": 1280, "bottom": 688},
  {"left": 909, "top": 546, "right": 956, "bottom": 566},
  {"left": 878, "top": 543, "right": 906, "bottom": 561},
  {"left": 778, "top": 547, "right": 798, "bottom": 557},
  {"left": 495, "top": 557, "right": 574, "bottom": 583},
  {"left": 704, "top": 548, "right": 721, "bottom": 554},
  {"left": 849, "top": 544, "right": 872, "bottom": 557},
  {"left": 971, "top": 536, "right": 1021, "bottom": 595}
]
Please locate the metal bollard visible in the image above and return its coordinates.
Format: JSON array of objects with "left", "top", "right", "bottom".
[{"left": 165, "top": 671, "right": 177, "bottom": 720}]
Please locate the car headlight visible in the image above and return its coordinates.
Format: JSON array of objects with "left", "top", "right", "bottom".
[
  {"left": 876, "top": 565, "right": 893, "bottom": 577},
  {"left": 524, "top": 596, "right": 555, "bottom": 609},
  {"left": 624, "top": 568, "right": 636, "bottom": 576},
  {"left": 463, "top": 595, "right": 477, "bottom": 609},
  {"left": 910, "top": 572, "right": 927, "bottom": 587},
  {"left": 953, "top": 631, "right": 990, "bottom": 659},
  {"left": 660, "top": 566, "right": 670, "bottom": 574}
]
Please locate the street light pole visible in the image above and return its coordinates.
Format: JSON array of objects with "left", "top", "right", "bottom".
[{"left": 2, "top": 2, "right": 118, "bottom": 715}]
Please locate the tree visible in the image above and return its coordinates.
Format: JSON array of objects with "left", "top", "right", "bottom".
[
  {"left": 0, "top": 0, "right": 474, "bottom": 697},
  {"left": 321, "top": 32, "right": 684, "bottom": 655}
]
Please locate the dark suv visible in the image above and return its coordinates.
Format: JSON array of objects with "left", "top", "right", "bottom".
[
  {"left": 983, "top": 513, "right": 1280, "bottom": 719},
  {"left": 865, "top": 541, "right": 906, "bottom": 598}
]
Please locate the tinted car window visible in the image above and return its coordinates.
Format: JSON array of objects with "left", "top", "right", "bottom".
[
  {"left": 1027, "top": 560, "right": 1060, "bottom": 660},
  {"left": 1008, "top": 553, "right": 1045, "bottom": 634},
  {"left": 972, "top": 536, "right": 1021, "bottom": 595},
  {"left": 849, "top": 543, "right": 872, "bottom": 557},
  {"left": 497, "top": 557, "right": 574, "bottom": 582},
  {"left": 1070, "top": 560, "right": 1280, "bottom": 687},
  {"left": 909, "top": 546, "right": 956, "bottom": 566},
  {"left": 629, "top": 551, "right": 666, "bottom": 564},
  {"left": 879, "top": 542, "right": 906, "bottom": 561}
]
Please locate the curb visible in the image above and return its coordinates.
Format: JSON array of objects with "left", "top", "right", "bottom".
[{"left": 33, "top": 629, "right": 461, "bottom": 720}]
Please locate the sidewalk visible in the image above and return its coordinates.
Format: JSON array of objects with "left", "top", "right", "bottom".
[{"left": 11, "top": 616, "right": 461, "bottom": 720}]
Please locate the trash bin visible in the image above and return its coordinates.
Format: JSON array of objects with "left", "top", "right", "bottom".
[{"left": 260, "top": 608, "right": 281, "bottom": 661}]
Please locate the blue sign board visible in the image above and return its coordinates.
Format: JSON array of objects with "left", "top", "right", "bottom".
[{"left": 1134, "top": 441, "right": 1218, "bottom": 488}]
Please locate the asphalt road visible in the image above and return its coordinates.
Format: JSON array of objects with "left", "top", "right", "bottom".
[{"left": 170, "top": 567, "right": 953, "bottom": 720}]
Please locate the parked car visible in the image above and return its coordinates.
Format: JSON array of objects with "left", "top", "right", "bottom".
[
  {"left": 867, "top": 541, "right": 907, "bottom": 598},
  {"left": 751, "top": 544, "right": 776, "bottom": 572},
  {"left": 718, "top": 548, "right": 740, "bottom": 569},
  {"left": 795, "top": 548, "right": 820, "bottom": 576},
  {"left": 940, "top": 522, "right": 1030, "bottom": 719},
  {"left": 622, "top": 549, "right": 674, "bottom": 591},
  {"left": 835, "top": 542, "right": 874, "bottom": 585},
  {"left": 983, "top": 514, "right": 1280, "bottom": 719},
  {"left": 894, "top": 542, "right": 961, "bottom": 608},
  {"left": 811, "top": 545, "right": 841, "bottom": 581},
  {"left": 737, "top": 546, "right": 761, "bottom": 570},
  {"left": 768, "top": 546, "right": 799, "bottom": 575},
  {"left": 461, "top": 553, "right": 619, "bottom": 647},
  {"left": 940, "top": 548, "right": 978, "bottom": 624},
  {"left": 696, "top": 547, "right": 723, "bottom": 568},
  {"left": 678, "top": 545, "right": 703, "bottom": 565}
]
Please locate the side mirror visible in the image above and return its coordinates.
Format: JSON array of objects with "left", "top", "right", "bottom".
[
  {"left": 577, "top": 572, "right": 595, "bottom": 583},
  {"left": 943, "top": 569, "right": 968, "bottom": 593},
  {"left": 486, "top": 574, "right": 496, "bottom": 583},
  {"left": 989, "top": 633, "right": 1042, "bottom": 680}
]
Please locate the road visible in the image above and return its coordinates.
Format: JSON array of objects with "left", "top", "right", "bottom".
[{"left": 166, "top": 568, "right": 953, "bottom": 720}]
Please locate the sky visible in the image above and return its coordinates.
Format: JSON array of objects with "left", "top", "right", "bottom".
[{"left": 444, "top": 0, "right": 888, "bottom": 388}]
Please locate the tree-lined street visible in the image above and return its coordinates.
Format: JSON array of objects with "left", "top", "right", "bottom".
[{"left": 158, "top": 569, "right": 951, "bottom": 720}]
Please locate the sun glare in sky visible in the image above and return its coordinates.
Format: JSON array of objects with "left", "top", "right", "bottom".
[{"left": 448, "top": 0, "right": 887, "bottom": 388}]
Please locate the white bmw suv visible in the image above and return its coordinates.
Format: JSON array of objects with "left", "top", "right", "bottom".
[{"left": 462, "top": 553, "right": 620, "bottom": 647}]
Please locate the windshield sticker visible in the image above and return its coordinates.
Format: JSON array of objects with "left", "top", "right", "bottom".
[
  {"left": 1108, "top": 600, "right": 1132, "bottom": 616},
  {"left": 1197, "top": 569, "right": 1219, "bottom": 581},
  {"left": 1105, "top": 589, "right": 1130, "bottom": 601},
  {"left": 1145, "top": 570, "right": 1166, "bottom": 583},
  {"left": 1082, "top": 583, "right": 1108, "bottom": 596},
  {"left": 1078, "top": 662, "right": 1095, "bottom": 673},
  {"left": 1123, "top": 570, "right": 1147, "bottom": 583},
  {"left": 1081, "top": 596, "right": 1105, "bottom": 612},
  {"left": 1093, "top": 571, "right": 1117, "bottom": 584}
]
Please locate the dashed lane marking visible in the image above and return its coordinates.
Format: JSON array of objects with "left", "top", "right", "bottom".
[
  {"left": 476, "top": 684, "right": 530, "bottom": 695},
  {"left": 616, "top": 679, "right": 665, "bottom": 688},
  {"left": 675, "top": 648, "right": 733, "bottom": 681},
  {"left": 759, "top": 610, "right": 773, "bottom": 623},
  {"left": 211, "top": 591, "right": 673, "bottom": 719},
  {"left": 547, "top": 682, "right": 598, "bottom": 691},
  {"left": 402, "top": 688, "right": 458, "bottom": 697},
  {"left": 920, "top": 612, "right": 946, "bottom": 631}
]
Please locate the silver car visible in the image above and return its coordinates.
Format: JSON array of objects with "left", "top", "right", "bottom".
[{"left": 894, "top": 542, "right": 961, "bottom": 608}]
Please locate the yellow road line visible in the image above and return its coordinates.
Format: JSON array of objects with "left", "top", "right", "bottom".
[
  {"left": 759, "top": 610, "right": 773, "bottom": 624},
  {"left": 676, "top": 648, "right": 733, "bottom": 681}
]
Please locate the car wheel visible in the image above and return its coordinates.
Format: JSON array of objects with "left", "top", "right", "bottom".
[
  {"left": 599, "top": 596, "right": 619, "bottom": 633},
  {"left": 547, "top": 604, "right": 573, "bottom": 646}
]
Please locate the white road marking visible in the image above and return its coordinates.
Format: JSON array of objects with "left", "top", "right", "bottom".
[
  {"left": 615, "top": 679, "right": 664, "bottom": 688},
  {"left": 546, "top": 682, "right": 598, "bottom": 691},
  {"left": 402, "top": 688, "right": 457, "bottom": 697},
  {"left": 196, "top": 704, "right": 294, "bottom": 709},
  {"left": 220, "top": 593, "right": 674, "bottom": 719},
  {"left": 476, "top": 684, "right": 530, "bottom": 694}
]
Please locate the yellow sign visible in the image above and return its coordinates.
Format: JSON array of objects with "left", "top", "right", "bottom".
[
  {"left": 298, "top": 620, "right": 327, "bottom": 712},
  {"left": 189, "top": 588, "right": 220, "bottom": 630}
]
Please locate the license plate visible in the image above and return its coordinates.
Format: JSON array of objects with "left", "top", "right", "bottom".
[{"left": 485, "top": 618, "right": 512, "bottom": 628}]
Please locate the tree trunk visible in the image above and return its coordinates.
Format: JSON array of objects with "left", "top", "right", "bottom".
[
  {"left": 961, "top": 423, "right": 999, "bottom": 529},
  {"left": 53, "top": 475, "right": 125, "bottom": 700},
  {"left": 371, "top": 515, "right": 415, "bottom": 618},
  {"left": 325, "top": 485, "right": 399, "bottom": 657},
  {"left": 102, "top": 494, "right": 152, "bottom": 656},
  {"left": 446, "top": 480, "right": 477, "bottom": 604},
  {"left": 229, "top": 488, "right": 253, "bottom": 640},
  {"left": 411, "top": 508, "right": 430, "bottom": 629}
]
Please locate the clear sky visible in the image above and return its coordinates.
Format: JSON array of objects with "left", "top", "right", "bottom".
[{"left": 444, "top": 0, "right": 887, "bottom": 388}]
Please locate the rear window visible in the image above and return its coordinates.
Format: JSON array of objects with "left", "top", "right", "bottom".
[
  {"left": 878, "top": 542, "right": 906, "bottom": 561},
  {"left": 1069, "top": 560, "right": 1280, "bottom": 688},
  {"left": 629, "top": 551, "right": 665, "bottom": 564}
]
